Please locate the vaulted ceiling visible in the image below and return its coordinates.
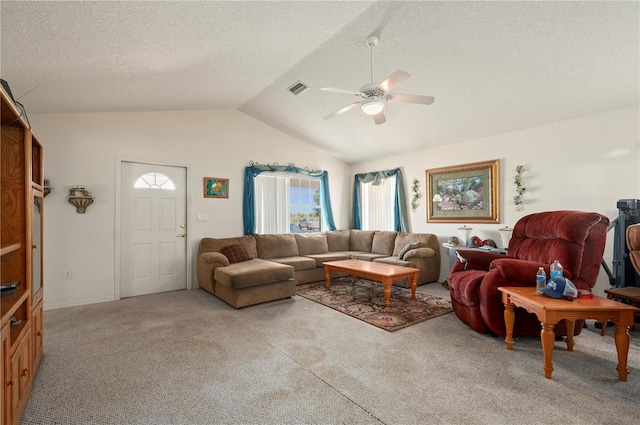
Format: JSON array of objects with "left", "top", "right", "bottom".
[{"left": 1, "top": 1, "right": 638, "bottom": 164}]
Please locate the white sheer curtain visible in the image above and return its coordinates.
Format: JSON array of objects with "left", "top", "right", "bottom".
[
  {"left": 255, "top": 174, "right": 290, "bottom": 234},
  {"left": 360, "top": 175, "right": 396, "bottom": 230}
]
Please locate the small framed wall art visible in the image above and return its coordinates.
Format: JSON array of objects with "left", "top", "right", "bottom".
[
  {"left": 425, "top": 159, "right": 499, "bottom": 223},
  {"left": 203, "top": 177, "right": 229, "bottom": 198}
]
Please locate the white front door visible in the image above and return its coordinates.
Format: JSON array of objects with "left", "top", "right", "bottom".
[{"left": 120, "top": 162, "right": 187, "bottom": 298}]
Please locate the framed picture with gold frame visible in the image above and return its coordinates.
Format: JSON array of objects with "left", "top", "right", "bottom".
[
  {"left": 426, "top": 159, "right": 499, "bottom": 223},
  {"left": 203, "top": 177, "right": 229, "bottom": 198}
]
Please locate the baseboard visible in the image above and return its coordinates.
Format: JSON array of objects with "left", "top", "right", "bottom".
[{"left": 44, "top": 296, "right": 116, "bottom": 311}]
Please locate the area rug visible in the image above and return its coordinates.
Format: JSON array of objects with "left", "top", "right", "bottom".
[{"left": 296, "top": 278, "right": 453, "bottom": 332}]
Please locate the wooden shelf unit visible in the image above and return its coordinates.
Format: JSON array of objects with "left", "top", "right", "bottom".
[{"left": 1, "top": 84, "right": 44, "bottom": 425}]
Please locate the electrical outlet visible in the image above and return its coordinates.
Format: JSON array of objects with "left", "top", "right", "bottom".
[
  {"left": 63, "top": 269, "right": 72, "bottom": 280},
  {"left": 197, "top": 213, "right": 208, "bottom": 222}
]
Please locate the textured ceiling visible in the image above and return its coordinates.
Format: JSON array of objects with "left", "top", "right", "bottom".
[{"left": 1, "top": 1, "right": 638, "bottom": 164}]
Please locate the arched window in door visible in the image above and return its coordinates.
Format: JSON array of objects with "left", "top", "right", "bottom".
[{"left": 134, "top": 172, "right": 176, "bottom": 190}]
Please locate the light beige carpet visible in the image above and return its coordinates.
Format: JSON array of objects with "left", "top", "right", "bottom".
[{"left": 21, "top": 283, "right": 640, "bottom": 425}]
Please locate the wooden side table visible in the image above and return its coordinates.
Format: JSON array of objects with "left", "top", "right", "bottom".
[
  {"left": 600, "top": 287, "right": 640, "bottom": 335},
  {"left": 498, "top": 286, "right": 639, "bottom": 381}
]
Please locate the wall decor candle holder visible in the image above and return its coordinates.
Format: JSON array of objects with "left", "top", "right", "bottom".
[
  {"left": 68, "top": 185, "right": 94, "bottom": 213},
  {"left": 43, "top": 178, "right": 52, "bottom": 197}
]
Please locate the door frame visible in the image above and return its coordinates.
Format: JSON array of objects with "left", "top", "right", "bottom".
[{"left": 114, "top": 157, "right": 192, "bottom": 300}]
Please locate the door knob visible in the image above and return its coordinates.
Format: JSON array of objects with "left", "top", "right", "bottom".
[{"left": 177, "top": 233, "right": 185, "bottom": 238}]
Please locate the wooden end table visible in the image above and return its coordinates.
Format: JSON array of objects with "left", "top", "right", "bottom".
[
  {"left": 498, "top": 286, "right": 639, "bottom": 381},
  {"left": 600, "top": 287, "right": 640, "bottom": 335},
  {"left": 323, "top": 259, "right": 420, "bottom": 308}
]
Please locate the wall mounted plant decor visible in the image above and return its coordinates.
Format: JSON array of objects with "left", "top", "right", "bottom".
[
  {"left": 411, "top": 178, "right": 421, "bottom": 212},
  {"left": 513, "top": 165, "right": 526, "bottom": 211}
]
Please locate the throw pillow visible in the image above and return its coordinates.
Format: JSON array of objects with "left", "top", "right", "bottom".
[
  {"left": 220, "top": 244, "right": 252, "bottom": 264},
  {"left": 398, "top": 241, "right": 421, "bottom": 260}
]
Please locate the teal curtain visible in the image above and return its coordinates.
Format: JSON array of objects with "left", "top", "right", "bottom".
[
  {"left": 243, "top": 165, "right": 337, "bottom": 235},
  {"left": 352, "top": 168, "right": 409, "bottom": 232}
]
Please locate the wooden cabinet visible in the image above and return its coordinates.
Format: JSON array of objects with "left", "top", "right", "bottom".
[
  {"left": 9, "top": 329, "right": 31, "bottom": 425},
  {"left": 1, "top": 324, "right": 9, "bottom": 425},
  {"left": 1, "top": 84, "right": 43, "bottom": 424},
  {"left": 31, "top": 300, "right": 43, "bottom": 373}
]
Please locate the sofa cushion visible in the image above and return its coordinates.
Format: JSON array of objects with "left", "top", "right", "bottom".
[
  {"left": 326, "top": 229, "right": 350, "bottom": 252},
  {"left": 304, "top": 252, "right": 351, "bottom": 267},
  {"left": 349, "top": 230, "right": 375, "bottom": 252},
  {"left": 392, "top": 232, "right": 436, "bottom": 256},
  {"left": 268, "top": 256, "right": 317, "bottom": 271},
  {"left": 374, "top": 257, "right": 413, "bottom": 267},
  {"left": 255, "top": 233, "right": 299, "bottom": 258},
  {"left": 200, "top": 236, "right": 258, "bottom": 258},
  {"left": 398, "top": 241, "right": 421, "bottom": 260},
  {"left": 371, "top": 231, "right": 397, "bottom": 255},
  {"left": 220, "top": 244, "right": 252, "bottom": 264},
  {"left": 214, "top": 258, "right": 294, "bottom": 290},
  {"left": 350, "top": 253, "right": 388, "bottom": 261},
  {"left": 294, "top": 233, "right": 329, "bottom": 255}
]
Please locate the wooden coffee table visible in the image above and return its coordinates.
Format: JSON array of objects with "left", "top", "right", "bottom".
[
  {"left": 498, "top": 286, "right": 639, "bottom": 381},
  {"left": 323, "top": 259, "right": 420, "bottom": 308}
]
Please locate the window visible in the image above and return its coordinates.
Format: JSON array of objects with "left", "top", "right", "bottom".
[
  {"left": 255, "top": 174, "right": 321, "bottom": 234},
  {"left": 134, "top": 172, "right": 175, "bottom": 190},
  {"left": 360, "top": 175, "right": 395, "bottom": 230},
  {"left": 243, "top": 164, "right": 336, "bottom": 235},
  {"left": 352, "top": 168, "right": 410, "bottom": 232}
]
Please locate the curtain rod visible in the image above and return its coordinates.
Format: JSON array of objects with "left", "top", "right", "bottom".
[{"left": 248, "top": 160, "right": 320, "bottom": 173}]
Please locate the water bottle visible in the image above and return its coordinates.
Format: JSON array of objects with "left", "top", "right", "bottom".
[
  {"left": 536, "top": 267, "right": 547, "bottom": 293},
  {"left": 550, "top": 260, "right": 563, "bottom": 279}
]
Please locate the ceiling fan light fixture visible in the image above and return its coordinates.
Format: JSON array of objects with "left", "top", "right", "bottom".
[{"left": 361, "top": 100, "right": 384, "bottom": 116}]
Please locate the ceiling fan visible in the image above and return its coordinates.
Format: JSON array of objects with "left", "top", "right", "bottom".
[{"left": 321, "top": 35, "right": 435, "bottom": 125}]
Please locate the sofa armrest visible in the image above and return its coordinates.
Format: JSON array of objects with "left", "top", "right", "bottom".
[
  {"left": 403, "top": 247, "right": 435, "bottom": 259},
  {"left": 200, "top": 252, "right": 230, "bottom": 267},
  {"left": 489, "top": 258, "right": 573, "bottom": 284},
  {"left": 402, "top": 248, "right": 440, "bottom": 284},
  {"left": 197, "top": 252, "right": 230, "bottom": 290}
]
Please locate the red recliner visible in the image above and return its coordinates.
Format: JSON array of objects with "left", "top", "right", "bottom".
[{"left": 448, "top": 210, "right": 610, "bottom": 336}]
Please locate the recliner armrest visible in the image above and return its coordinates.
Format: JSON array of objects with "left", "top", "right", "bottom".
[
  {"left": 450, "top": 250, "right": 504, "bottom": 273},
  {"left": 489, "top": 258, "right": 573, "bottom": 283}
]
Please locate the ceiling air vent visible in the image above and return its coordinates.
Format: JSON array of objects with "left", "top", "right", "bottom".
[{"left": 287, "top": 81, "right": 310, "bottom": 96}]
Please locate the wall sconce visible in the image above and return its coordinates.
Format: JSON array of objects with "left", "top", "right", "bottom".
[{"left": 68, "top": 185, "right": 94, "bottom": 213}]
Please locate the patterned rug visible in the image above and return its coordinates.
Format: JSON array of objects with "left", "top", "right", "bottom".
[{"left": 296, "top": 278, "right": 453, "bottom": 332}]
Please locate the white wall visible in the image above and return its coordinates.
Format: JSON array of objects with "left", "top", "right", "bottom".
[
  {"left": 31, "top": 110, "right": 351, "bottom": 309},
  {"left": 31, "top": 106, "right": 639, "bottom": 309},
  {"left": 352, "top": 106, "right": 640, "bottom": 296}
]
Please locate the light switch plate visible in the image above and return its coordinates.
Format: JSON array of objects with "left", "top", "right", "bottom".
[{"left": 197, "top": 213, "right": 208, "bottom": 222}]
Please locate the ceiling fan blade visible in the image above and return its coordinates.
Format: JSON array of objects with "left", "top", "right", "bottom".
[
  {"left": 323, "top": 102, "right": 361, "bottom": 120},
  {"left": 376, "top": 70, "right": 411, "bottom": 93},
  {"left": 320, "top": 87, "right": 362, "bottom": 96},
  {"left": 387, "top": 93, "right": 435, "bottom": 105},
  {"left": 373, "top": 110, "right": 386, "bottom": 125}
]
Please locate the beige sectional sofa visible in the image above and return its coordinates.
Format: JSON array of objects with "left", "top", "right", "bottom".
[{"left": 197, "top": 229, "right": 440, "bottom": 308}]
